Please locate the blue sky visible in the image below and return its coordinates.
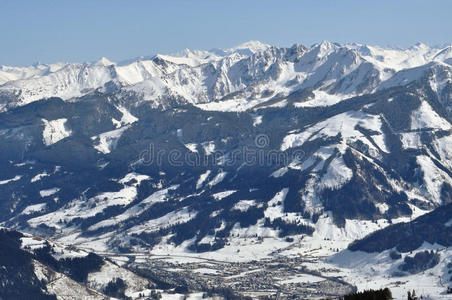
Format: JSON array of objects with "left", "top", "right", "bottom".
[{"left": 1, "top": 0, "right": 451, "bottom": 66}]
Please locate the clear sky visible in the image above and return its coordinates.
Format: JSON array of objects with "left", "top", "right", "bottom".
[{"left": 1, "top": 0, "right": 451, "bottom": 66}]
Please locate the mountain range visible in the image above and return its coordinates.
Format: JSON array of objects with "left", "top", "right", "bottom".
[{"left": 1, "top": 40, "right": 452, "bottom": 299}]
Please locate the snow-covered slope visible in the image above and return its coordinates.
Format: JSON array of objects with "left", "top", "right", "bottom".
[
  {"left": 1, "top": 41, "right": 451, "bottom": 112},
  {"left": 0, "top": 63, "right": 67, "bottom": 85},
  {"left": 1, "top": 40, "right": 452, "bottom": 299},
  {"left": 1, "top": 80, "right": 450, "bottom": 258},
  {"left": 0, "top": 228, "right": 161, "bottom": 300}
]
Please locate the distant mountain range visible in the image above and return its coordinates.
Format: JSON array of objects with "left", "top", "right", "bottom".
[{"left": 1, "top": 41, "right": 450, "bottom": 111}]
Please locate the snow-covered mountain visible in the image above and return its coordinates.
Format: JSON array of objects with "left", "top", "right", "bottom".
[
  {"left": 1, "top": 40, "right": 452, "bottom": 299},
  {"left": 0, "top": 228, "right": 162, "bottom": 299},
  {"left": 1, "top": 41, "right": 450, "bottom": 111}
]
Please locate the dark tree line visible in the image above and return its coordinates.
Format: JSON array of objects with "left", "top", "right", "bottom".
[{"left": 342, "top": 288, "right": 392, "bottom": 300}]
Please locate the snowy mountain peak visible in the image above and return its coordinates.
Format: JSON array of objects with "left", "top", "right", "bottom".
[
  {"left": 308, "top": 40, "right": 340, "bottom": 58},
  {"left": 155, "top": 48, "right": 223, "bottom": 67},
  {"left": 228, "top": 40, "right": 271, "bottom": 53},
  {"left": 433, "top": 45, "right": 452, "bottom": 64},
  {"left": 411, "top": 41, "right": 430, "bottom": 50},
  {"left": 209, "top": 40, "right": 271, "bottom": 57},
  {"left": 315, "top": 40, "right": 338, "bottom": 49},
  {"left": 148, "top": 40, "right": 269, "bottom": 67},
  {"left": 0, "top": 41, "right": 451, "bottom": 112},
  {"left": 93, "top": 57, "right": 115, "bottom": 67}
]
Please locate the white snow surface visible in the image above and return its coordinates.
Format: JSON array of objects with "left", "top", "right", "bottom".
[
  {"left": 33, "top": 260, "right": 106, "bottom": 300},
  {"left": 328, "top": 243, "right": 452, "bottom": 300},
  {"left": 28, "top": 173, "right": 150, "bottom": 227},
  {"left": 185, "top": 143, "right": 198, "bottom": 152},
  {"left": 39, "top": 187, "right": 60, "bottom": 197},
  {"left": 196, "top": 170, "right": 211, "bottom": 189},
  {"left": 232, "top": 200, "right": 257, "bottom": 212},
  {"left": 31, "top": 171, "right": 50, "bottom": 183},
  {"left": 281, "top": 110, "right": 386, "bottom": 152},
  {"left": 416, "top": 155, "right": 452, "bottom": 203},
  {"left": 411, "top": 101, "right": 451, "bottom": 130},
  {"left": 1, "top": 41, "right": 451, "bottom": 112},
  {"left": 294, "top": 90, "right": 347, "bottom": 107},
  {"left": 201, "top": 141, "right": 216, "bottom": 155},
  {"left": 207, "top": 171, "right": 227, "bottom": 187},
  {"left": 264, "top": 188, "right": 289, "bottom": 221},
  {"left": 212, "top": 190, "right": 237, "bottom": 200},
  {"left": 88, "top": 184, "right": 178, "bottom": 231},
  {"left": 0, "top": 175, "right": 21, "bottom": 184},
  {"left": 87, "top": 261, "right": 151, "bottom": 297},
  {"left": 22, "top": 203, "right": 47, "bottom": 215},
  {"left": 112, "top": 106, "right": 138, "bottom": 127},
  {"left": 92, "top": 125, "right": 130, "bottom": 154},
  {"left": 129, "top": 207, "right": 196, "bottom": 234},
  {"left": 42, "top": 118, "right": 72, "bottom": 146}
]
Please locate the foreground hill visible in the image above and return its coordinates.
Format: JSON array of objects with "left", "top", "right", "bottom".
[{"left": 0, "top": 228, "right": 160, "bottom": 299}]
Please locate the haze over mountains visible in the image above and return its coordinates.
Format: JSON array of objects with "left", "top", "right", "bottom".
[{"left": 1, "top": 40, "right": 452, "bottom": 299}]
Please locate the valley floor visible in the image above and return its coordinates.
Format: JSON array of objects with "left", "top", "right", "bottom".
[
  {"left": 36, "top": 212, "right": 452, "bottom": 299},
  {"left": 79, "top": 235, "right": 452, "bottom": 299}
]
